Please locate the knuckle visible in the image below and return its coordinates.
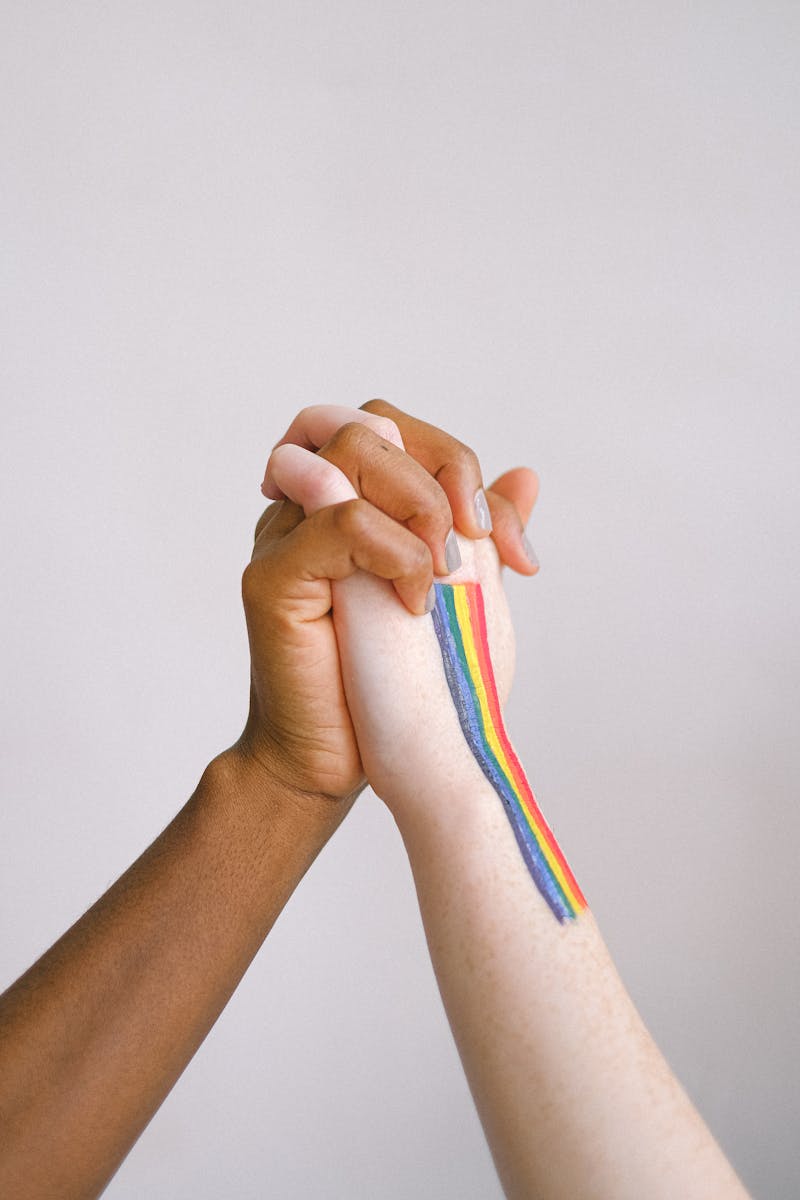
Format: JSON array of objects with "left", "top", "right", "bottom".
[
  {"left": 331, "top": 496, "right": 370, "bottom": 538},
  {"left": 360, "top": 397, "right": 389, "bottom": 415},
  {"left": 407, "top": 535, "right": 433, "bottom": 575},
  {"left": 241, "top": 560, "right": 264, "bottom": 606},
  {"left": 451, "top": 439, "right": 481, "bottom": 478},
  {"left": 366, "top": 414, "right": 401, "bottom": 446},
  {"left": 418, "top": 481, "right": 453, "bottom": 530},
  {"left": 295, "top": 403, "right": 319, "bottom": 425},
  {"left": 328, "top": 420, "right": 369, "bottom": 454},
  {"left": 252, "top": 502, "right": 277, "bottom": 543}
]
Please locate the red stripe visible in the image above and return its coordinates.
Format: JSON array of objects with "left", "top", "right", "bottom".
[{"left": 466, "top": 582, "right": 587, "bottom": 909}]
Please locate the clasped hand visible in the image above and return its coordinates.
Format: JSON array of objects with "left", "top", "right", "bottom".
[{"left": 236, "top": 398, "right": 540, "bottom": 813}]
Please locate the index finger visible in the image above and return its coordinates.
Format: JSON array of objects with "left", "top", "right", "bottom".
[
  {"left": 261, "top": 406, "right": 404, "bottom": 499},
  {"left": 360, "top": 398, "right": 493, "bottom": 540}
]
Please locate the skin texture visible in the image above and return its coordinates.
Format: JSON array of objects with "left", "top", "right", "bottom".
[
  {"left": 0, "top": 400, "right": 750, "bottom": 1198},
  {"left": 0, "top": 401, "right": 537, "bottom": 1198},
  {"left": 270, "top": 430, "right": 753, "bottom": 1200},
  {"left": 239, "top": 401, "right": 538, "bottom": 801}
]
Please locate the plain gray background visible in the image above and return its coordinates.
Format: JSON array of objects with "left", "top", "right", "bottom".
[{"left": 1, "top": 3, "right": 798, "bottom": 1197}]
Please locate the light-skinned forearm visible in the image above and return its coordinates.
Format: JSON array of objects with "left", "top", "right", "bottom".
[
  {"left": 392, "top": 770, "right": 751, "bottom": 1200},
  {"left": 0, "top": 751, "right": 349, "bottom": 1200}
]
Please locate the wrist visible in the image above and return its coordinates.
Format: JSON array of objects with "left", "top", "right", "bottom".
[
  {"left": 389, "top": 753, "right": 589, "bottom": 929},
  {"left": 201, "top": 745, "right": 359, "bottom": 845},
  {"left": 377, "top": 753, "right": 493, "bottom": 838}
]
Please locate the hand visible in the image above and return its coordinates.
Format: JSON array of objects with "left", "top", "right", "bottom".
[
  {"left": 249, "top": 402, "right": 539, "bottom": 812},
  {"left": 263, "top": 400, "right": 540, "bottom": 577}
]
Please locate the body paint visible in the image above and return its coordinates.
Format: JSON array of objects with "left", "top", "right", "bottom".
[{"left": 431, "top": 582, "right": 587, "bottom": 923}]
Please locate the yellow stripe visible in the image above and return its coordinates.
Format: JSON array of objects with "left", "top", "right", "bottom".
[{"left": 453, "top": 586, "right": 582, "bottom": 912}]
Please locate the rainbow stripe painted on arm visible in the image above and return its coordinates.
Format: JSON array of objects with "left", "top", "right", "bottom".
[{"left": 430, "top": 581, "right": 587, "bottom": 923}]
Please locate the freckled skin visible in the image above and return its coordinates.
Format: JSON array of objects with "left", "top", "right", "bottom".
[
  {"left": 0, "top": 402, "right": 749, "bottom": 1200},
  {"left": 0, "top": 401, "right": 539, "bottom": 1199},
  {"left": 331, "top": 529, "right": 751, "bottom": 1200}
]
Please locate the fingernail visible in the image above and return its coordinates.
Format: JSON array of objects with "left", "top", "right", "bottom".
[
  {"left": 424, "top": 584, "right": 436, "bottom": 613},
  {"left": 474, "top": 488, "right": 492, "bottom": 531},
  {"left": 444, "top": 528, "right": 462, "bottom": 573},
  {"left": 521, "top": 533, "right": 539, "bottom": 568}
]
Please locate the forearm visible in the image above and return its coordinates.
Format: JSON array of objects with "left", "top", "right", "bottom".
[
  {"left": 394, "top": 771, "right": 750, "bottom": 1200},
  {"left": 0, "top": 750, "right": 348, "bottom": 1200}
]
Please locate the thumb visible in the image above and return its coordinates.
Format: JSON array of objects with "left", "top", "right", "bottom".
[
  {"left": 484, "top": 467, "right": 541, "bottom": 575},
  {"left": 488, "top": 467, "right": 540, "bottom": 526}
]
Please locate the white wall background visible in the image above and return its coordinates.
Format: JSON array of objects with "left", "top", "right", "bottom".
[{"left": 2, "top": 2, "right": 798, "bottom": 1196}]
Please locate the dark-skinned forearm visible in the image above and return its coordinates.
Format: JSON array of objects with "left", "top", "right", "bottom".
[{"left": 0, "top": 751, "right": 351, "bottom": 1200}]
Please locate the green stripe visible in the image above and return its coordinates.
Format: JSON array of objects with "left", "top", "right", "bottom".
[{"left": 443, "top": 587, "right": 574, "bottom": 917}]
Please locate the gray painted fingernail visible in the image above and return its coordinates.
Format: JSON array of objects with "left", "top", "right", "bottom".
[
  {"left": 424, "top": 584, "right": 436, "bottom": 613},
  {"left": 474, "top": 488, "right": 492, "bottom": 531},
  {"left": 522, "top": 533, "right": 539, "bottom": 568},
  {"left": 444, "top": 528, "right": 462, "bottom": 573}
]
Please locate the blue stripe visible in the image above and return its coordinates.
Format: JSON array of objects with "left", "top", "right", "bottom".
[{"left": 432, "top": 585, "right": 570, "bottom": 922}]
